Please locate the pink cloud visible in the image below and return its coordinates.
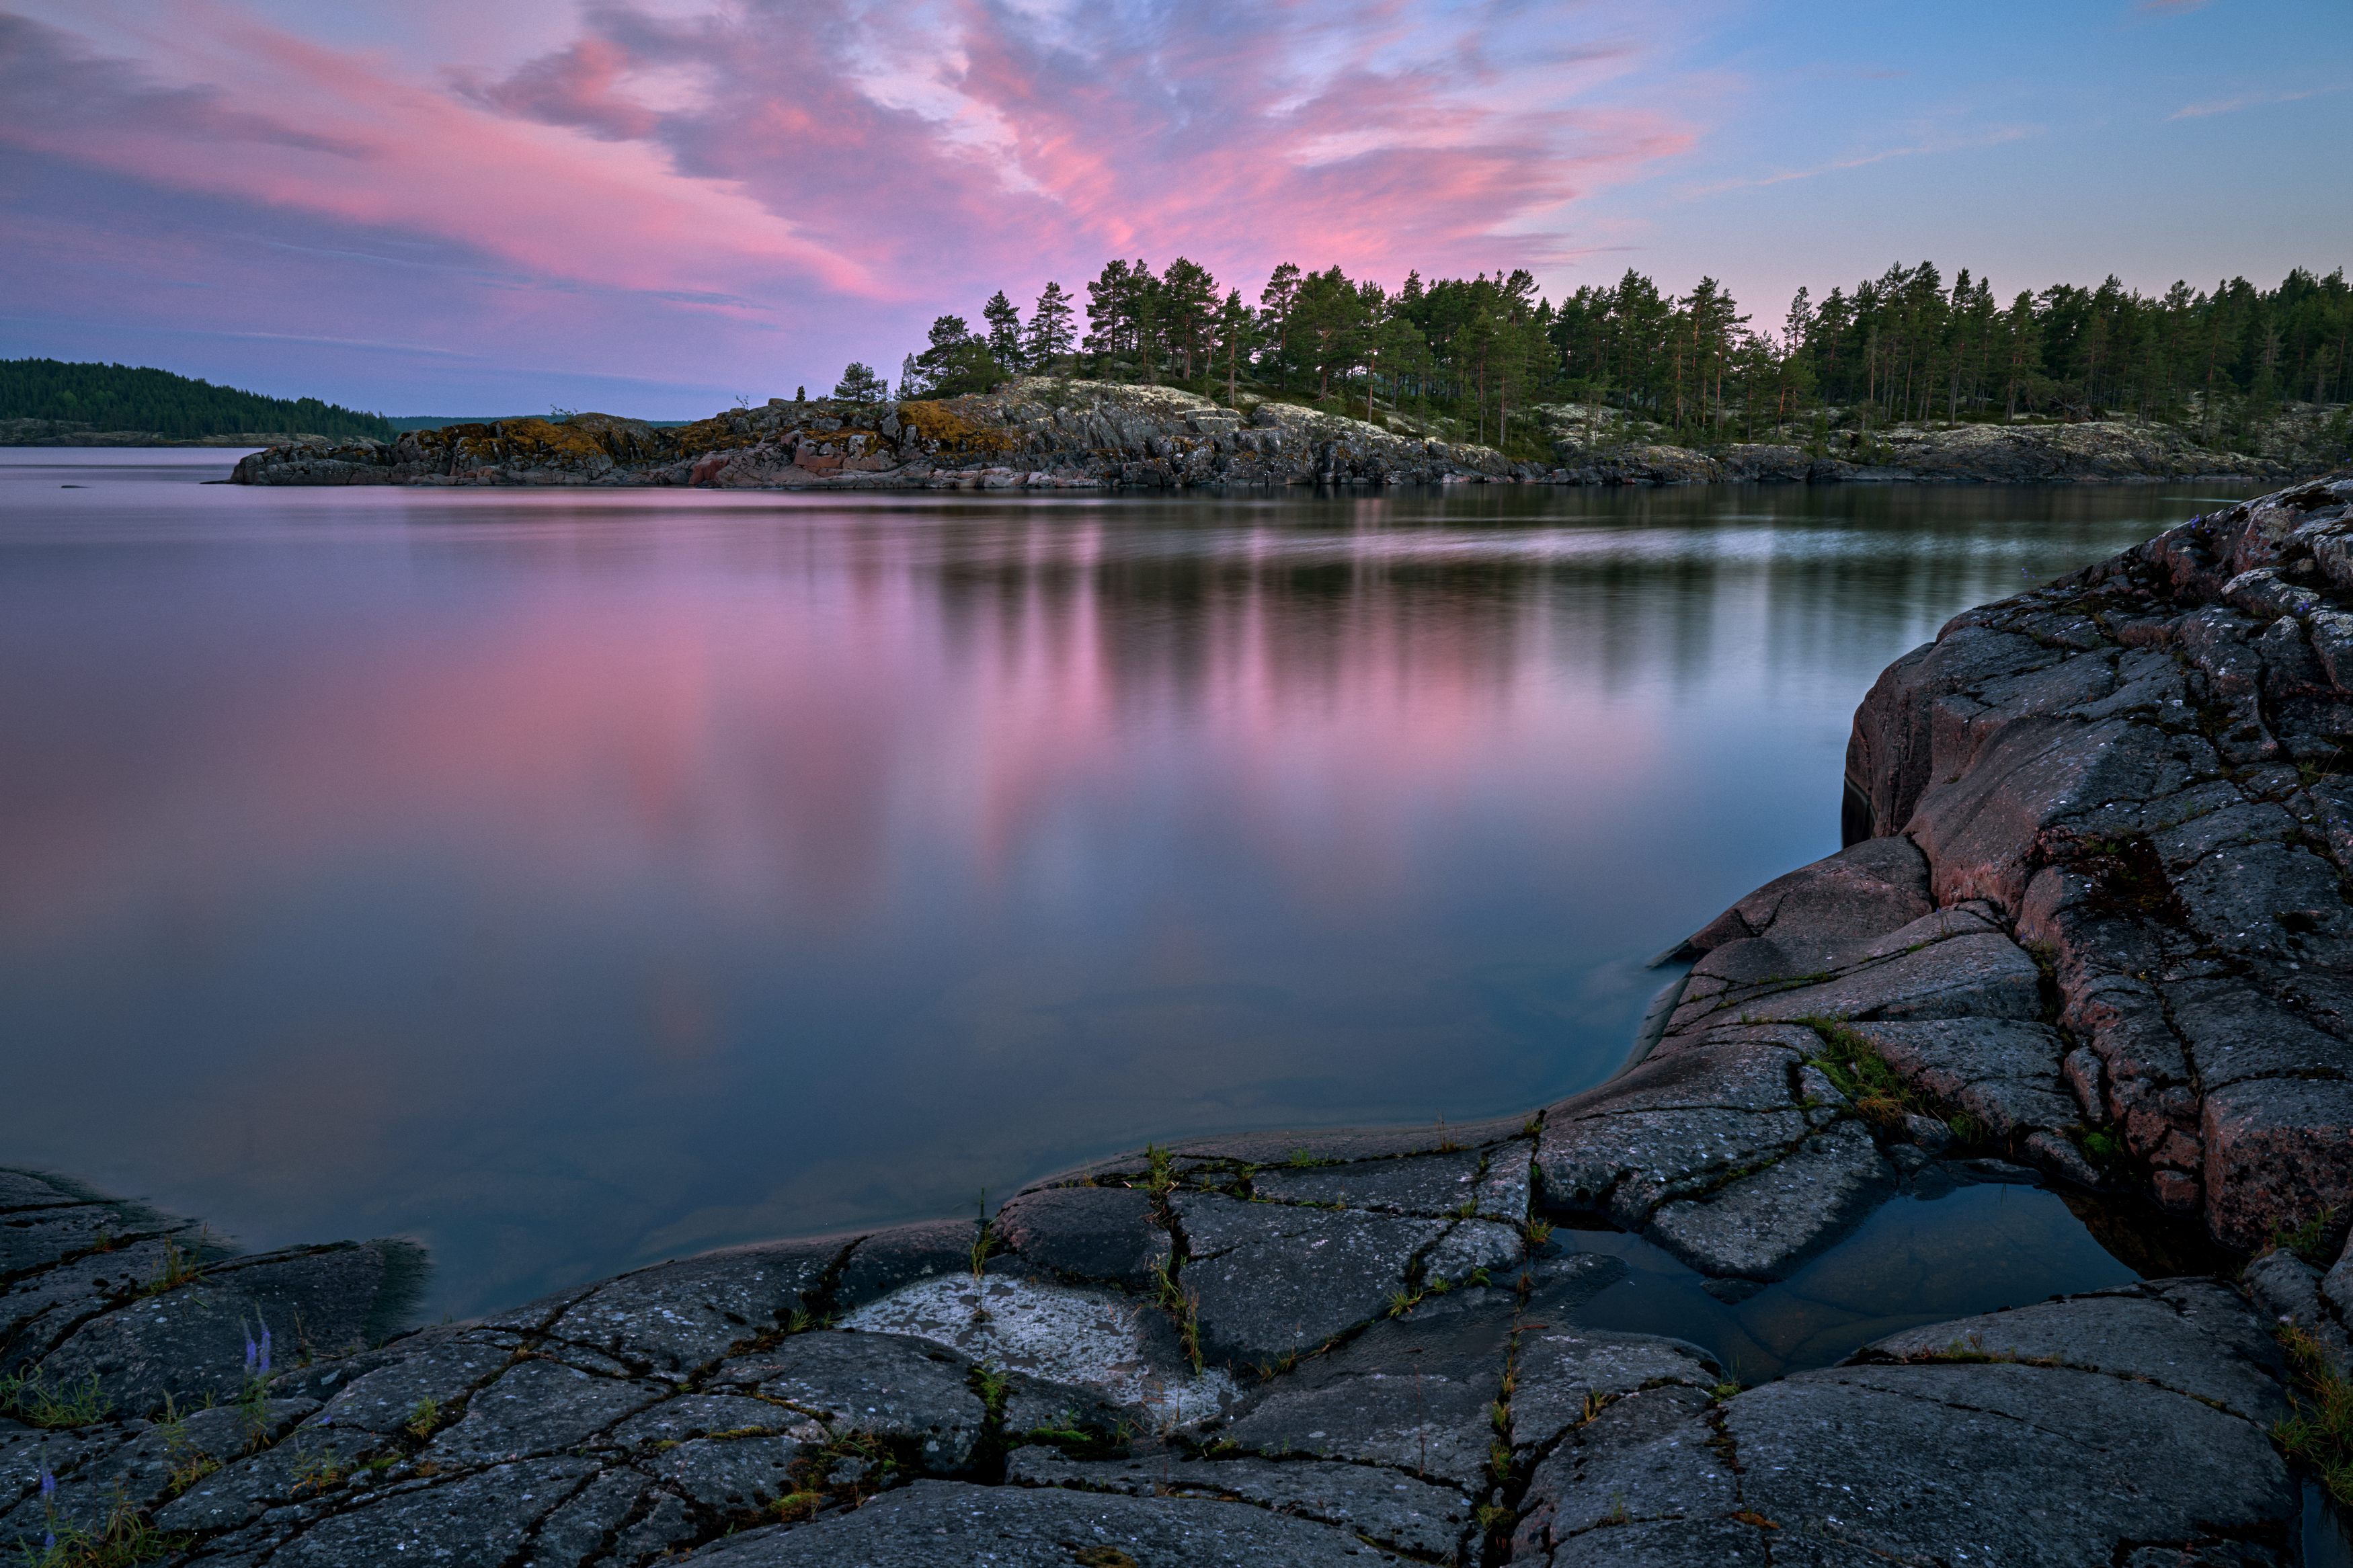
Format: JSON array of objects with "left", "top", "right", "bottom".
[
  {"left": 1, "top": 0, "right": 1698, "bottom": 351},
  {"left": 0, "top": 7, "right": 883, "bottom": 300},
  {"left": 455, "top": 37, "right": 661, "bottom": 142}
]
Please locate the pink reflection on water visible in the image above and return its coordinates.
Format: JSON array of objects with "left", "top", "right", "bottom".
[{"left": 0, "top": 515, "right": 1659, "bottom": 956}]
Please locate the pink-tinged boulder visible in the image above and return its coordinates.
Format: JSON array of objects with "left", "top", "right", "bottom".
[{"left": 2200, "top": 1076, "right": 2353, "bottom": 1250}]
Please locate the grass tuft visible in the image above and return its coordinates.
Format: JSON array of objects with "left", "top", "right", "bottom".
[
  {"left": 15, "top": 1491, "right": 186, "bottom": 1568},
  {"left": 1800, "top": 1017, "right": 1924, "bottom": 1127},
  {"left": 2268, "top": 1206, "right": 2342, "bottom": 1268},
  {"left": 0, "top": 1370, "right": 114, "bottom": 1430},
  {"left": 2275, "top": 1323, "right": 2353, "bottom": 1505},
  {"left": 401, "top": 1396, "right": 442, "bottom": 1442}
]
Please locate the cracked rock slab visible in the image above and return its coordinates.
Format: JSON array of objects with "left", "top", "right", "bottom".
[
  {"left": 988, "top": 1186, "right": 1170, "bottom": 1292},
  {"left": 641, "top": 1431, "right": 812, "bottom": 1513},
  {"left": 1508, "top": 1321, "right": 1721, "bottom": 1454},
  {"left": 1641, "top": 1118, "right": 1893, "bottom": 1294},
  {"left": 1510, "top": 1385, "right": 1734, "bottom": 1559},
  {"left": 262, "top": 1456, "right": 601, "bottom": 1568},
  {"left": 1862, "top": 1280, "right": 2292, "bottom": 1425},
  {"left": 1218, "top": 1287, "right": 1516, "bottom": 1489},
  {"left": 1006, "top": 1446, "right": 1473, "bottom": 1559},
  {"left": 709, "top": 1331, "right": 985, "bottom": 1473},
  {"left": 1848, "top": 1018, "right": 2081, "bottom": 1139},
  {"left": 1420, "top": 1219, "right": 1523, "bottom": 1284},
  {"left": 1676, "top": 837, "right": 1932, "bottom": 958},
  {"left": 1250, "top": 1149, "right": 1490, "bottom": 1215},
  {"left": 1536, "top": 1107, "right": 1811, "bottom": 1231},
  {"left": 2201, "top": 1075, "right": 2353, "bottom": 1250},
  {"left": 1535, "top": 1037, "right": 1829, "bottom": 1229},
  {"left": 310, "top": 1333, "right": 511, "bottom": 1436},
  {"left": 1676, "top": 903, "right": 2007, "bottom": 1024},
  {"left": 838, "top": 1273, "right": 1232, "bottom": 1427},
  {"left": 678, "top": 1477, "right": 1411, "bottom": 1565},
  {"left": 1673, "top": 930, "right": 2044, "bottom": 1032},
  {"left": 530, "top": 1467, "right": 699, "bottom": 1566},
  {"left": 1546, "top": 1516, "right": 1773, "bottom": 1567},
  {"left": 1170, "top": 1194, "right": 1443, "bottom": 1370},
  {"left": 831, "top": 1222, "right": 981, "bottom": 1315},
  {"left": 1725, "top": 1361, "right": 2292, "bottom": 1567},
  {"left": 30, "top": 1242, "right": 427, "bottom": 1417},
  {"left": 422, "top": 1359, "right": 670, "bottom": 1465},
  {"left": 534, "top": 1239, "right": 841, "bottom": 1376}
]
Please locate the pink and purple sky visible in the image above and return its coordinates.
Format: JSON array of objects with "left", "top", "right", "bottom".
[{"left": 2, "top": 0, "right": 2346, "bottom": 418}]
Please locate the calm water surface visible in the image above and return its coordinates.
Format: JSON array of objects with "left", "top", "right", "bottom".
[{"left": 0, "top": 450, "right": 2262, "bottom": 1358}]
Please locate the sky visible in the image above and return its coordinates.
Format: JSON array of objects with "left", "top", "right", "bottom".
[{"left": 1, "top": 0, "right": 2347, "bottom": 419}]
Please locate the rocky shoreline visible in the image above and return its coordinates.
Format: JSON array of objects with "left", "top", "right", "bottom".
[
  {"left": 0, "top": 420, "right": 343, "bottom": 449},
  {"left": 220, "top": 381, "right": 2331, "bottom": 493},
  {"left": 9, "top": 478, "right": 2353, "bottom": 1565}
]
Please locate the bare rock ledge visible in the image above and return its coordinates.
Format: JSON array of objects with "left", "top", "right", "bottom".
[{"left": 222, "top": 385, "right": 2331, "bottom": 493}]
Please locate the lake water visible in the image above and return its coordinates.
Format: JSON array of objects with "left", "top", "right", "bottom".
[{"left": 0, "top": 450, "right": 2262, "bottom": 1362}]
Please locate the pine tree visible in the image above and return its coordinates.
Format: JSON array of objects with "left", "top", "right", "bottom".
[
  {"left": 1212, "top": 290, "right": 1256, "bottom": 407},
  {"left": 982, "top": 292, "right": 1024, "bottom": 374},
  {"left": 910, "top": 315, "right": 1002, "bottom": 397},
  {"left": 1158, "top": 259, "right": 1220, "bottom": 382},
  {"left": 1259, "top": 263, "right": 1303, "bottom": 388},
  {"left": 1083, "top": 259, "right": 1134, "bottom": 373},
  {"left": 1026, "top": 282, "right": 1076, "bottom": 372},
  {"left": 832, "top": 362, "right": 888, "bottom": 404}
]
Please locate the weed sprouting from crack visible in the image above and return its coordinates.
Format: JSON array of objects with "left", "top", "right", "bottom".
[
  {"left": 1147, "top": 1257, "right": 1203, "bottom": 1372},
  {"left": 2266, "top": 1206, "right": 2343, "bottom": 1268},
  {"left": 402, "top": 1395, "right": 444, "bottom": 1442},
  {"left": 0, "top": 1370, "right": 114, "bottom": 1431},
  {"left": 138, "top": 1231, "right": 210, "bottom": 1299},
  {"left": 17, "top": 1487, "right": 187, "bottom": 1568},
  {"left": 1800, "top": 1015, "right": 1986, "bottom": 1145},
  {"left": 2274, "top": 1321, "right": 2353, "bottom": 1504}
]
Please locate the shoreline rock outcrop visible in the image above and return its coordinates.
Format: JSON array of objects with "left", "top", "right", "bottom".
[
  {"left": 10, "top": 479, "right": 2353, "bottom": 1564},
  {"left": 223, "top": 383, "right": 2340, "bottom": 492},
  {"left": 1844, "top": 474, "right": 2353, "bottom": 1253},
  {"left": 0, "top": 419, "right": 340, "bottom": 449}
]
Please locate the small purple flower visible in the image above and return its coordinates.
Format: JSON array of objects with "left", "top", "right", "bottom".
[
  {"left": 43, "top": 1532, "right": 55, "bottom": 1554},
  {"left": 243, "top": 1328, "right": 257, "bottom": 1376},
  {"left": 39, "top": 1467, "right": 55, "bottom": 1500},
  {"left": 259, "top": 1325, "right": 272, "bottom": 1376}
]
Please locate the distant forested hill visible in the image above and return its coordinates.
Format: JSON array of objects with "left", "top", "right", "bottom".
[{"left": 0, "top": 360, "right": 394, "bottom": 440}]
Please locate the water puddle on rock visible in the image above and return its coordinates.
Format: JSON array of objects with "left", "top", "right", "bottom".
[{"left": 1562, "top": 1169, "right": 2231, "bottom": 1385}]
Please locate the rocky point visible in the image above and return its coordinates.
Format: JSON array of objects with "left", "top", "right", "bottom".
[{"left": 225, "top": 382, "right": 2336, "bottom": 493}]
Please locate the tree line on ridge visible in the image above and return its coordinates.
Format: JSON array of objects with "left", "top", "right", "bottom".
[{"left": 827, "top": 258, "right": 2353, "bottom": 460}]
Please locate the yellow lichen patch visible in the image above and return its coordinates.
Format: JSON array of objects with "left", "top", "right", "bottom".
[
  {"left": 410, "top": 417, "right": 619, "bottom": 468},
  {"left": 898, "top": 401, "right": 1014, "bottom": 454},
  {"left": 670, "top": 416, "right": 762, "bottom": 457},
  {"left": 566, "top": 413, "right": 670, "bottom": 460},
  {"left": 489, "top": 418, "right": 610, "bottom": 458}
]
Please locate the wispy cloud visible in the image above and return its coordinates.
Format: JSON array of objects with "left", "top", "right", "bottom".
[
  {"left": 1681, "top": 124, "right": 2040, "bottom": 197},
  {"left": 2169, "top": 81, "right": 2350, "bottom": 120}
]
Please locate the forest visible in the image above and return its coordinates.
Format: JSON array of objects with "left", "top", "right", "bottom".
[
  {"left": 0, "top": 360, "right": 395, "bottom": 441},
  {"left": 883, "top": 259, "right": 2353, "bottom": 460}
]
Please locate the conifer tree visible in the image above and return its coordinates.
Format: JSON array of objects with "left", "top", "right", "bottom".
[
  {"left": 1025, "top": 282, "right": 1076, "bottom": 372},
  {"left": 1158, "top": 259, "right": 1220, "bottom": 382},
  {"left": 982, "top": 292, "right": 1025, "bottom": 373},
  {"left": 832, "top": 362, "right": 888, "bottom": 404}
]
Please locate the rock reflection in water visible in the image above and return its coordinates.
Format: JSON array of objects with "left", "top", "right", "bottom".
[{"left": 1567, "top": 1177, "right": 2140, "bottom": 1383}]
